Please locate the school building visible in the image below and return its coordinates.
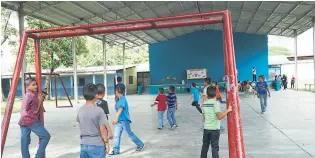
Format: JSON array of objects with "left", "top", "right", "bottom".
[{"left": 1, "top": 64, "right": 149, "bottom": 98}]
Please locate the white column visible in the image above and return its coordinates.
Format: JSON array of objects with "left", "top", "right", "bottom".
[
  {"left": 18, "top": 3, "right": 26, "bottom": 94},
  {"left": 70, "top": 76, "right": 73, "bottom": 96},
  {"left": 72, "top": 37, "right": 78, "bottom": 103},
  {"left": 294, "top": 30, "right": 298, "bottom": 90},
  {"left": 313, "top": 18, "right": 315, "bottom": 91},
  {"left": 122, "top": 43, "right": 127, "bottom": 95},
  {"left": 92, "top": 75, "right": 96, "bottom": 84},
  {"left": 102, "top": 36, "right": 107, "bottom": 99}
]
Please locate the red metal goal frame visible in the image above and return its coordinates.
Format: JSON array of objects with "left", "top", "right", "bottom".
[{"left": 1, "top": 10, "right": 245, "bottom": 158}]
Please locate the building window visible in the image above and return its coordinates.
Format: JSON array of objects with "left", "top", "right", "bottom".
[
  {"left": 79, "top": 78, "right": 85, "bottom": 86},
  {"left": 129, "top": 76, "right": 133, "bottom": 84}
]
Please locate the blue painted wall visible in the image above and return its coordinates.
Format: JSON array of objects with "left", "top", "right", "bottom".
[{"left": 149, "top": 30, "right": 268, "bottom": 85}]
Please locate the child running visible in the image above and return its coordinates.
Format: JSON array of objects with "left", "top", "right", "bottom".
[
  {"left": 77, "top": 83, "right": 110, "bottom": 157},
  {"left": 189, "top": 83, "right": 203, "bottom": 114},
  {"left": 255, "top": 75, "right": 271, "bottom": 114},
  {"left": 95, "top": 83, "right": 113, "bottom": 139},
  {"left": 109, "top": 87, "right": 145, "bottom": 155},
  {"left": 201, "top": 86, "right": 232, "bottom": 158},
  {"left": 151, "top": 88, "right": 167, "bottom": 130},
  {"left": 212, "top": 82, "right": 226, "bottom": 104},
  {"left": 167, "top": 85, "right": 178, "bottom": 129},
  {"left": 19, "top": 77, "right": 50, "bottom": 158}
]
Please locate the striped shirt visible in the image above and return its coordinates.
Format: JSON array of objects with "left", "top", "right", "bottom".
[
  {"left": 203, "top": 99, "right": 221, "bottom": 130},
  {"left": 167, "top": 93, "right": 177, "bottom": 109}
]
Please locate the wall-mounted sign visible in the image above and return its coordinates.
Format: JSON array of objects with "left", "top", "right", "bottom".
[{"left": 186, "top": 69, "right": 207, "bottom": 80}]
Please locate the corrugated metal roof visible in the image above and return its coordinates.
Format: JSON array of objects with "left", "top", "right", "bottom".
[{"left": 2, "top": 1, "right": 315, "bottom": 47}]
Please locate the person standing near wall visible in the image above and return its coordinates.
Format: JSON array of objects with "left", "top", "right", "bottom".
[
  {"left": 282, "top": 74, "right": 288, "bottom": 90},
  {"left": 252, "top": 67, "right": 257, "bottom": 82},
  {"left": 115, "top": 76, "right": 126, "bottom": 101},
  {"left": 291, "top": 75, "right": 295, "bottom": 89}
]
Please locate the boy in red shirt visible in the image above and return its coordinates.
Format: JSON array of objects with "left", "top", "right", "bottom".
[{"left": 151, "top": 88, "right": 167, "bottom": 130}]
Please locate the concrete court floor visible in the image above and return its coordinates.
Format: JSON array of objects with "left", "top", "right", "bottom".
[{"left": 2, "top": 90, "right": 315, "bottom": 158}]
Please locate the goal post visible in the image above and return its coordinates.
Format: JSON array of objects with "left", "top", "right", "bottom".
[{"left": 1, "top": 10, "right": 245, "bottom": 158}]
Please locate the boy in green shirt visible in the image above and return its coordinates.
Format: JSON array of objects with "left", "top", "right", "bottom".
[{"left": 201, "top": 86, "right": 232, "bottom": 158}]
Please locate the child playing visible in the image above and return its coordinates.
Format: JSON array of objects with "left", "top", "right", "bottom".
[
  {"left": 212, "top": 82, "right": 226, "bottom": 104},
  {"left": 167, "top": 85, "right": 178, "bottom": 129},
  {"left": 109, "top": 87, "right": 145, "bottom": 155},
  {"left": 201, "top": 86, "right": 232, "bottom": 158},
  {"left": 95, "top": 83, "right": 113, "bottom": 139},
  {"left": 19, "top": 77, "right": 51, "bottom": 158},
  {"left": 115, "top": 76, "right": 126, "bottom": 101},
  {"left": 255, "top": 75, "right": 271, "bottom": 114},
  {"left": 77, "top": 83, "right": 110, "bottom": 157},
  {"left": 212, "top": 82, "right": 226, "bottom": 132},
  {"left": 189, "top": 83, "right": 203, "bottom": 114},
  {"left": 151, "top": 88, "right": 167, "bottom": 130}
]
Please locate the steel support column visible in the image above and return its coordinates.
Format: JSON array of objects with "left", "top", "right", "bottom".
[
  {"left": 1, "top": 32, "right": 28, "bottom": 156},
  {"left": 102, "top": 36, "right": 107, "bottom": 99},
  {"left": 72, "top": 37, "right": 78, "bottom": 103},
  {"left": 223, "top": 10, "right": 245, "bottom": 158},
  {"left": 294, "top": 30, "right": 298, "bottom": 90},
  {"left": 18, "top": 2, "right": 26, "bottom": 94},
  {"left": 122, "top": 43, "right": 127, "bottom": 95},
  {"left": 34, "top": 39, "right": 45, "bottom": 157},
  {"left": 313, "top": 18, "right": 315, "bottom": 91}
]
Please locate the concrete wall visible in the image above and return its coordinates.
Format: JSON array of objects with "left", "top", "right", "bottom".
[
  {"left": 280, "top": 62, "right": 314, "bottom": 90},
  {"left": 149, "top": 30, "right": 269, "bottom": 85},
  {"left": 123, "top": 67, "right": 137, "bottom": 94}
]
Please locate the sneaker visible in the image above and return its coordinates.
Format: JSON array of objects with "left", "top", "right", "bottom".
[
  {"left": 261, "top": 111, "right": 264, "bottom": 114},
  {"left": 175, "top": 125, "right": 179, "bottom": 128},
  {"left": 108, "top": 151, "right": 120, "bottom": 155},
  {"left": 158, "top": 128, "right": 162, "bottom": 130},
  {"left": 136, "top": 144, "right": 145, "bottom": 151},
  {"left": 171, "top": 125, "right": 176, "bottom": 130}
]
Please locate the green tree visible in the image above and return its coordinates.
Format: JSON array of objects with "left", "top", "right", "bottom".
[
  {"left": 1, "top": 7, "right": 17, "bottom": 46},
  {"left": 22, "top": 16, "right": 89, "bottom": 99},
  {"left": 1, "top": 7, "right": 18, "bottom": 101},
  {"left": 269, "top": 46, "right": 292, "bottom": 56},
  {"left": 77, "top": 37, "right": 149, "bottom": 66}
]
